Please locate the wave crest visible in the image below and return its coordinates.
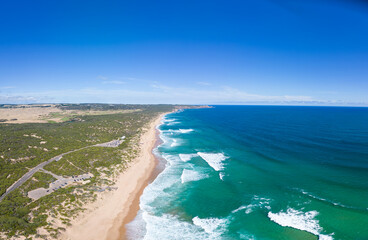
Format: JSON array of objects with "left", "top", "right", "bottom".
[
  {"left": 179, "top": 153, "right": 198, "bottom": 162},
  {"left": 181, "top": 169, "right": 208, "bottom": 183},
  {"left": 268, "top": 208, "right": 334, "bottom": 240},
  {"left": 197, "top": 152, "right": 228, "bottom": 171},
  {"left": 192, "top": 216, "right": 228, "bottom": 238}
]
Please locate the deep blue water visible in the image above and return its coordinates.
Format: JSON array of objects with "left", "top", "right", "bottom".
[{"left": 127, "top": 106, "right": 368, "bottom": 240}]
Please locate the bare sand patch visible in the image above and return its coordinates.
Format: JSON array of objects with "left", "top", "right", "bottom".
[
  {"left": 0, "top": 105, "right": 141, "bottom": 124},
  {"left": 0, "top": 105, "right": 63, "bottom": 123}
]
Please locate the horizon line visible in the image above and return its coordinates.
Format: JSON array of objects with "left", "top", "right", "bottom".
[{"left": 1, "top": 102, "right": 368, "bottom": 108}]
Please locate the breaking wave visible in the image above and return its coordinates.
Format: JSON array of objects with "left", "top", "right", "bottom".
[
  {"left": 268, "top": 208, "right": 334, "bottom": 240},
  {"left": 197, "top": 152, "right": 228, "bottom": 171},
  {"left": 181, "top": 169, "right": 208, "bottom": 183},
  {"left": 179, "top": 153, "right": 198, "bottom": 162}
]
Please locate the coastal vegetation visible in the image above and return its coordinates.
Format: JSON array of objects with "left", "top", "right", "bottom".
[{"left": 0, "top": 104, "right": 175, "bottom": 239}]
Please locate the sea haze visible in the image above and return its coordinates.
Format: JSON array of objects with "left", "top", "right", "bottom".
[{"left": 126, "top": 106, "right": 368, "bottom": 240}]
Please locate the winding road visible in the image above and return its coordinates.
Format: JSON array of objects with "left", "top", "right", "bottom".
[{"left": 0, "top": 137, "right": 124, "bottom": 202}]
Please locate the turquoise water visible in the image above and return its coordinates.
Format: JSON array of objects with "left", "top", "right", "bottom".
[{"left": 126, "top": 106, "right": 368, "bottom": 240}]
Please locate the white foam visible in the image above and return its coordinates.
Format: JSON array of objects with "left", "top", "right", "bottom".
[
  {"left": 167, "top": 121, "right": 179, "bottom": 126},
  {"left": 298, "top": 188, "right": 360, "bottom": 211},
  {"left": 139, "top": 154, "right": 181, "bottom": 211},
  {"left": 268, "top": 208, "right": 333, "bottom": 240},
  {"left": 179, "top": 153, "right": 198, "bottom": 162},
  {"left": 141, "top": 213, "right": 208, "bottom": 240},
  {"left": 130, "top": 212, "right": 229, "bottom": 240},
  {"left": 197, "top": 152, "right": 228, "bottom": 171},
  {"left": 232, "top": 196, "right": 272, "bottom": 214},
  {"left": 232, "top": 204, "right": 256, "bottom": 214},
  {"left": 128, "top": 124, "right": 228, "bottom": 240},
  {"left": 179, "top": 129, "right": 194, "bottom": 133},
  {"left": 238, "top": 231, "right": 256, "bottom": 240},
  {"left": 126, "top": 211, "right": 147, "bottom": 239},
  {"left": 170, "top": 139, "right": 180, "bottom": 147},
  {"left": 192, "top": 216, "right": 228, "bottom": 238},
  {"left": 133, "top": 212, "right": 229, "bottom": 240},
  {"left": 163, "top": 118, "right": 177, "bottom": 122},
  {"left": 219, "top": 172, "right": 225, "bottom": 181},
  {"left": 181, "top": 169, "right": 208, "bottom": 184},
  {"left": 158, "top": 132, "right": 170, "bottom": 145},
  {"left": 165, "top": 129, "right": 194, "bottom": 134},
  {"left": 128, "top": 153, "right": 190, "bottom": 239},
  {"left": 232, "top": 205, "right": 248, "bottom": 213},
  {"left": 160, "top": 135, "right": 181, "bottom": 148}
]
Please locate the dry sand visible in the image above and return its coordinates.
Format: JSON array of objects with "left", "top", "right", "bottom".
[
  {"left": 0, "top": 105, "right": 63, "bottom": 123},
  {"left": 0, "top": 105, "right": 141, "bottom": 123},
  {"left": 60, "top": 112, "right": 168, "bottom": 240}
]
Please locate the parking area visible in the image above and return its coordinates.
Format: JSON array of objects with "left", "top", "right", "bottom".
[{"left": 28, "top": 173, "right": 93, "bottom": 200}]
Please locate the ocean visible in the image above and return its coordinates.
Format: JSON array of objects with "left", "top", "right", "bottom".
[{"left": 126, "top": 106, "right": 368, "bottom": 240}]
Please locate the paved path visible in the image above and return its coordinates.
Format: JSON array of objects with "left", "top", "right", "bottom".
[{"left": 0, "top": 137, "right": 124, "bottom": 202}]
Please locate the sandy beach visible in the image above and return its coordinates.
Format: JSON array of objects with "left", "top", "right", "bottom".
[{"left": 60, "top": 112, "right": 168, "bottom": 240}]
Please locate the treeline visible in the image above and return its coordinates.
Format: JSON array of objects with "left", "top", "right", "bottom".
[{"left": 57, "top": 103, "right": 174, "bottom": 112}]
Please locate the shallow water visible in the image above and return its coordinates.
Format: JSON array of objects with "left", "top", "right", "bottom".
[{"left": 127, "top": 106, "right": 368, "bottom": 240}]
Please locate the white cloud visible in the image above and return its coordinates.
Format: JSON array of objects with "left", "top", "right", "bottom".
[
  {"left": 0, "top": 95, "right": 40, "bottom": 103},
  {"left": 102, "top": 80, "right": 126, "bottom": 85},
  {"left": 150, "top": 83, "right": 172, "bottom": 91},
  {"left": 0, "top": 86, "right": 15, "bottom": 89},
  {"left": 196, "top": 81, "right": 211, "bottom": 86},
  {"left": 0, "top": 85, "right": 365, "bottom": 106},
  {"left": 122, "top": 77, "right": 140, "bottom": 81},
  {"left": 315, "top": 91, "right": 338, "bottom": 94},
  {"left": 98, "top": 75, "right": 137, "bottom": 85},
  {"left": 97, "top": 75, "right": 108, "bottom": 81}
]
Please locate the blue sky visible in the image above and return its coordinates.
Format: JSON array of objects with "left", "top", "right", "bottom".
[{"left": 0, "top": 0, "right": 367, "bottom": 105}]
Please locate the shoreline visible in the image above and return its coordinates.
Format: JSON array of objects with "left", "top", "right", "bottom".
[
  {"left": 60, "top": 112, "right": 169, "bottom": 240},
  {"left": 116, "top": 128, "right": 164, "bottom": 239}
]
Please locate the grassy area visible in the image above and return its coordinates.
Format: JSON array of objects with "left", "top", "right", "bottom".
[
  {"left": 44, "top": 146, "right": 131, "bottom": 178},
  {"left": 21, "top": 172, "right": 57, "bottom": 192},
  {"left": 0, "top": 105, "right": 173, "bottom": 195},
  {"left": 0, "top": 104, "right": 175, "bottom": 238}
]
